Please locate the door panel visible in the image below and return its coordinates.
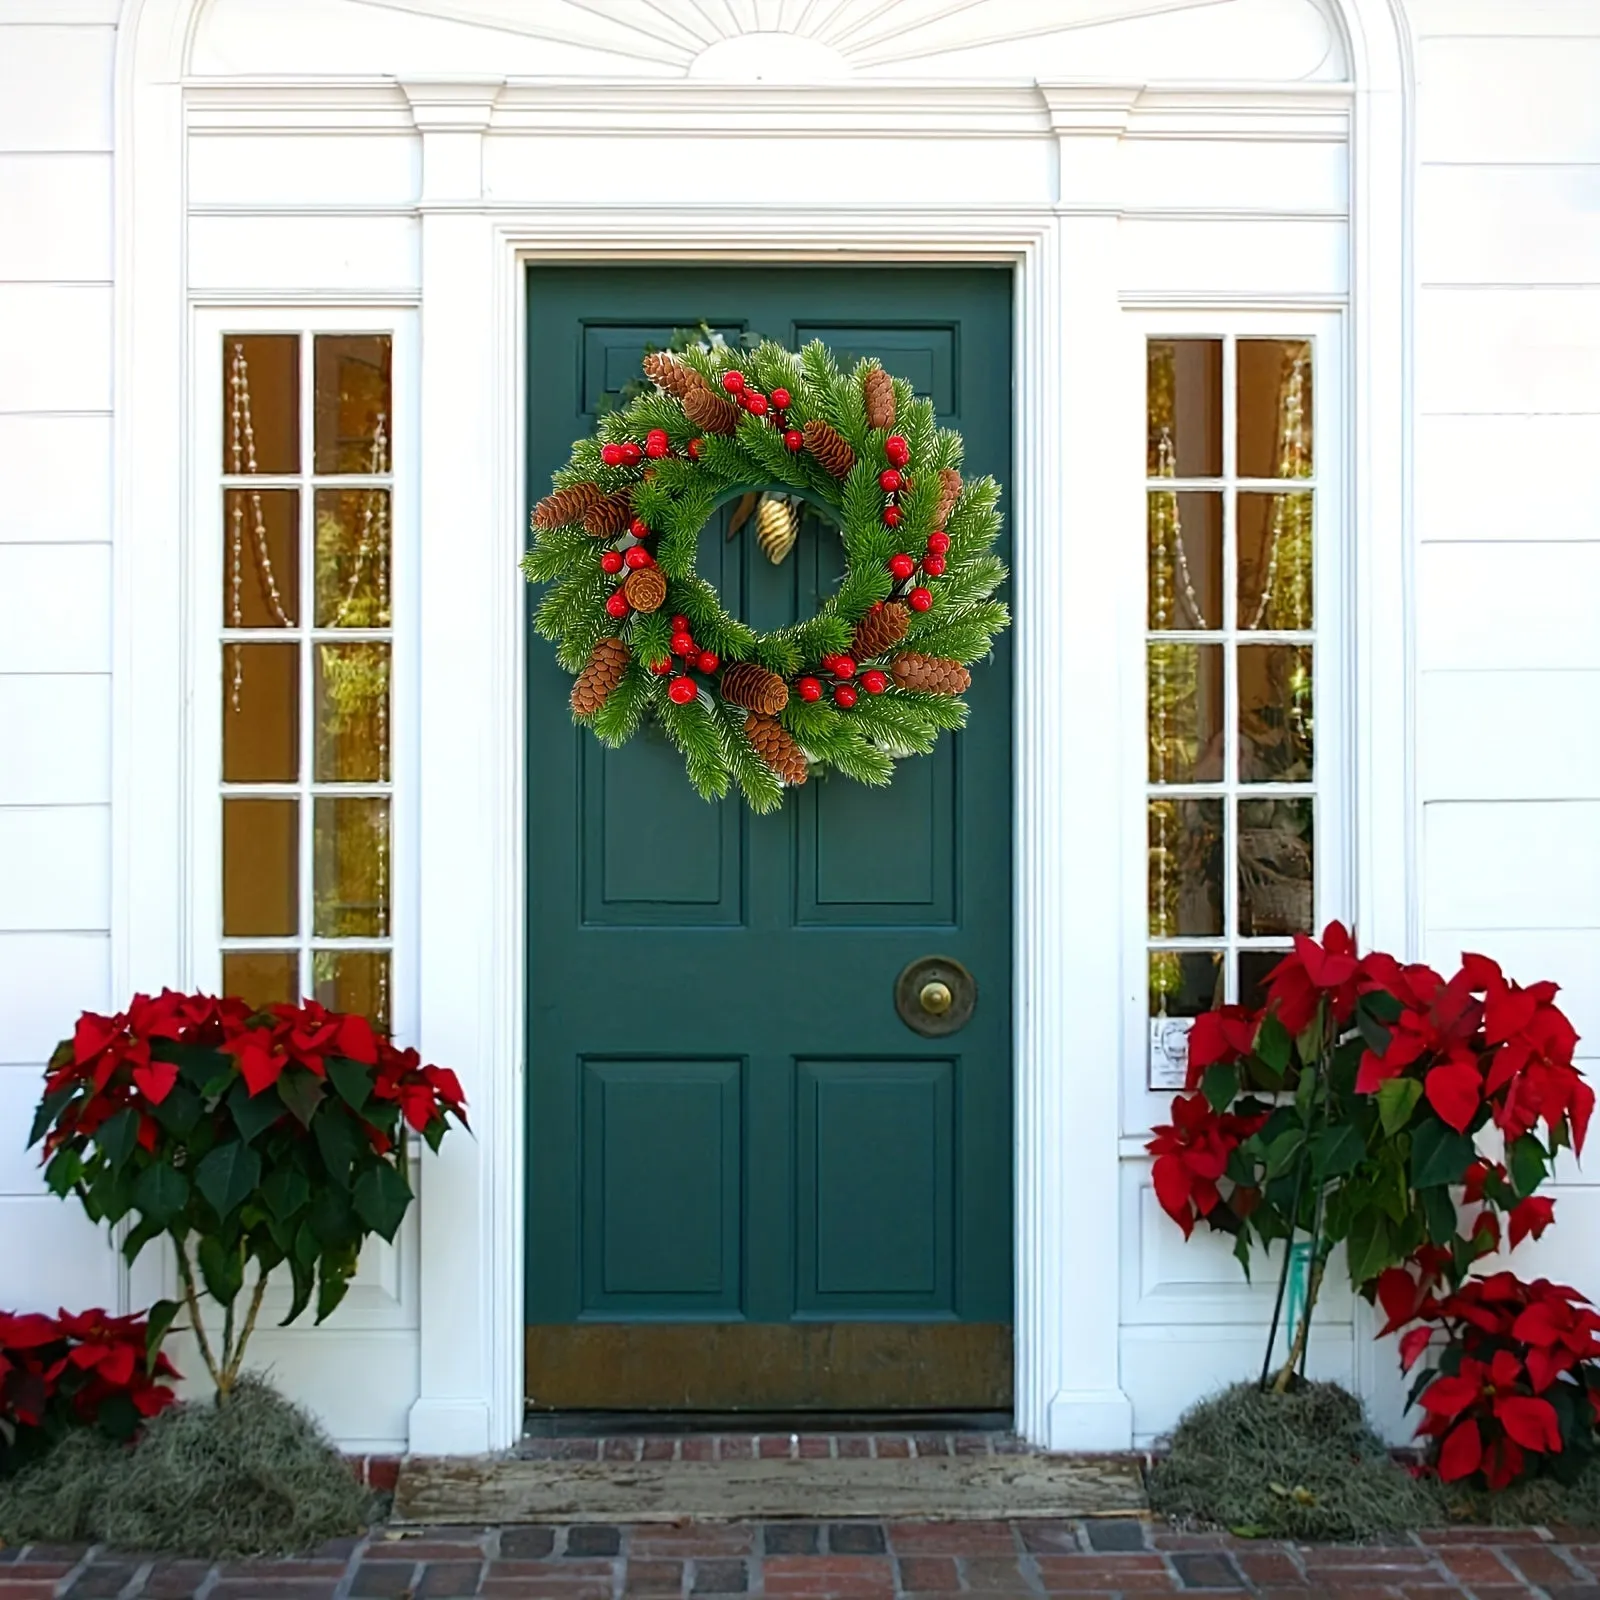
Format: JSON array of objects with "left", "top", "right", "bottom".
[{"left": 526, "top": 266, "right": 1012, "bottom": 1410}]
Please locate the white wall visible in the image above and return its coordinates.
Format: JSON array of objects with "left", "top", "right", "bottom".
[
  {"left": 0, "top": 2, "right": 123, "bottom": 1319},
  {"left": 1410, "top": 0, "right": 1600, "bottom": 1314}
]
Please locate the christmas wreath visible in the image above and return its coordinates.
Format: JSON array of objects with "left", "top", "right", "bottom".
[{"left": 522, "top": 340, "right": 1008, "bottom": 812}]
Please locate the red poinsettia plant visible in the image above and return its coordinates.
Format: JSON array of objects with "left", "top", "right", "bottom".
[
  {"left": 31, "top": 990, "right": 468, "bottom": 1399},
  {"left": 1375, "top": 1251, "right": 1600, "bottom": 1490},
  {"left": 0, "top": 1307, "right": 179, "bottom": 1473},
  {"left": 1147, "top": 922, "right": 1590, "bottom": 1395}
]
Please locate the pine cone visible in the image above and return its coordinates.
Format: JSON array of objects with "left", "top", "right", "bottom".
[
  {"left": 803, "top": 419, "right": 855, "bottom": 479},
  {"left": 720, "top": 661, "right": 790, "bottom": 716},
  {"left": 584, "top": 489, "right": 633, "bottom": 539},
  {"left": 533, "top": 481, "right": 604, "bottom": 531},
  {"left": 935, "top": 469, "right": 963, "bottom": 528},
  {"left": 623, "top": 566, "right": 667, "bottom": 614},
  {"left": 642, "top": 351, "right": 706, "bottom": 400},
  {"left": 745, "top": 712, "right": 808, "bottom": 786},
  {"left": 684, "top": 386, "right": 742, "bottom": 436},
  {"left": 851, "top": 600, "right": 910, "bottom": 662},
  {"left": 571, "top": 636, "right": 629, "bottom": 716},
  {"left": 891, "top": 652, "right": 971, "bottom": 696},
  {"left": 863, "top": 367, "right": 896, "bottom": 431}
]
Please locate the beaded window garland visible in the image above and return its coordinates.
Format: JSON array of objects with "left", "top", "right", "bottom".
[{"left": 522, "top": 340, "right": 1009, "bottom": 811}]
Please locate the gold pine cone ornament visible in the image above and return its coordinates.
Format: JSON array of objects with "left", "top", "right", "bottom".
[{"left": 754, "top": 495, "right": 799, "bottom": 565}]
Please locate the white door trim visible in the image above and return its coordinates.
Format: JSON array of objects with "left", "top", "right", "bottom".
[{"left": 114, "top": 0, "right": 1414, "bottom": 1453}]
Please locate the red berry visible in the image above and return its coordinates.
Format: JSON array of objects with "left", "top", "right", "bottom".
[
  {"left": 908, "top": 587, "right": 933, "bottom": 612},
  {"left": 862, "top": 669, "right": 888, "bottom": 695},
  {"left": 697, "top": 651, "right": 719, "bottom": 674},
  {"left": 832, "top": 656, "right": 856, "bottom": 679},
  {"left": 605, "top": 591, "right": 630, "bottom": 619},
  {"left": 879, "top": 468, "right": 902, "bottom": 493},
  {"left": 770, "top": 387, "right": 791, "bottom": 409},
  {"left": 834, "top": 684, "right": 858, "bottom": 709},
  {"left": 744, "top": 391, "right": 769, "bottom": 416},
  {"left": 624, "top": 546, "right": 653, "bottom": 570},
  {"left": 783, "top": 429, "right": 804, "bottom": 453},
  {"left": 629, "top": 517, "right": 650, "bottom": 539},
  {"left": 885, "top": 435, "right": 910, "bottom": 467},
  {"left": 671, "top": 632, "right": 695, "bottom": 658},
  {"left": 668, "top": 677, "right": 697, "bottom": 705},
  {"left": 688, "top": 438, "right": 702, "bottom": 459},
  {"left": 922, "top": 553, "right": 946, "bottom": 577},
  {"left": 797, "top": 676, "right": 823, "bottom": 703},
  {"left": 888, "top": 553, "right": 916, "bottom": 580},
  {"left": 722, "top": 371, "right": 745, "bottom": 394},
  {"left": 927, "top": 531, "right": 950, "bottom": 555},
  {"left": 619, "top": 441, "right": 643, "bottom": 466},
  {"left": 599, "top": 549, "right": 624, "bottom": 574},
  {"left": 650, "top": 658, "right": 671, "bottom": 676},
  {"left": 601, "top": 442, "right": 624, "bottom": 467},
  {"left": 883, "top": 504, "right": 902, "bottom": 528},
  {"left": 670, "top": 614, "right": 689, "bottom": 631},
  {"left": 645, "top": 428, "right": 669, "bottom": 458}
]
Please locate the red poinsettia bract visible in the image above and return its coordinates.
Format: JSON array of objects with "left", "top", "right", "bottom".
[{"left": 1148, "top": 1093, "right": 1266, "bottom": 1239}]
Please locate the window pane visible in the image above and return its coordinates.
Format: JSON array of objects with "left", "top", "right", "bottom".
[
  {"left": 1149, "top": 798, "right": 1224, "bottom": 937},
  {"left": 222, "top": 643, "right": 299, "bottom": 782},
  {"left": 1237, "top": 339, "right": 1313, "bottom": 480},
  {"left": 1147, "top": 491, "right": 1221, "bottom": 631},
  {"left": 224, "top": 489, "right": 299, "bottom": 628},
  {"left": 1238, "top": 798, "right": 1313, "bottom": 937},
  {"left": 314, "top": 489, "right": 391, "bottom": 628},
  {"left": 314, "top": 797, "right": 389, "bottom": 938},
  {"left": 1147, "top": 339, "right": 1222, "bottom": 478},
  {"left": 1239, "top": 948, "right": 1290, "bottom": 1011},
  {"left": 1149, "top": 949, "right": 1224, "bottom": 1018},
  {"left": 1239, "top": 644, "right": 1314, "bottom": 783},
  {"left": 223, "top": 335, "right": 299, "bottom": 475},
  {"left": 223, "top": 798, "right": 298, "bottom": 936},
  {"left": 1148, "top": 642, "right": 1224, "bottom": 784},
  {"left": 222, "top": 950, "right": 298, "bottom": 1010},
  {"left": 313, "top": 950, "right": 390, "bottom": 1032},
  {"left": 314, "top": 334, "right": 392, "bottom": 475},
  {"left": 315, "top": 643, "right": 390, "bottom": 783},
  {"left": 1238, "top": 491, "right": 1313, "bottom": 630}
]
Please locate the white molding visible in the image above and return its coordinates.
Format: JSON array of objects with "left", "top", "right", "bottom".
[{"left": 112, "top": 0, "right": 1413, "bottom": 1454}]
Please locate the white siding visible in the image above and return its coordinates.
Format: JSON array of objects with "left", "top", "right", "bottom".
[
  {"left": 1411, "top": 0, "right": 1600, "bottom": 1440},
  {"left": 0, "top": 16, "right": 117, "bottom": 1326}
]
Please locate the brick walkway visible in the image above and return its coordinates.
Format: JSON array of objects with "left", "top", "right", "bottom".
[{"left": 7, "top": 1520, "right": 1600, "bottom": 1598}]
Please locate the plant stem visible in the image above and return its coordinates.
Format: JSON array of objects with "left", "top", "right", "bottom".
[
  {"left": 173, "top": 1236, "right": 223, "bottom": 1393},
  {"left": 1273, "top": 1254, "right": 1326, "bottom": 1393},
  {"left": 223, "top": 1266, "right": 271, "bottom": 1389}
]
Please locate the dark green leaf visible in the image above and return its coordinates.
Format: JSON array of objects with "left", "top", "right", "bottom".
[
  {"left": 1311, "top": 1122, "right": 1367, "bottom": 1180},
  {"left": 1421, "top": 1183, "right": 1458, "bottom": 1245},
  {"left": 1202, "top": 1062, "right": 1239, "bottom": 1114},
  {"left": 316, "top": 1261, "right": 353, "bottom": 1325},
  {"left": 1356, "top": 1000, "right": 1393, "bottom": 1058},
  {"left": 292, "top": 1218, "right": 319, "bottom": 1268},
  {"left": 260, "top": 1166, "right": 310, "bottom": 1222},
  {"left": 1233, "top": 1228, "right": 1254, "bottom": 1279},
  {"left": 195, "top": 1141, "right": 261, "bottom": 1220},
  {"left": 1364, "top": 989, "right": 1403, "bottom": 1024},
  {"left": 1509, "top": 1134, "right": 1548, "bottom": 1199},
  {"left": 312, "top": 1104, "right": 359, "bottom": 1189},
  {"left": 28, "top": 1086, "right": 74, "bottom": 1148},
  {"left": 122, "top": 1215, "right": 163, "bottom": 1264},
  {"left": 197, "top": 1235, "right": 245, "bottom": 1308},
  {"left": 308, "top": 1183, "right": 355, "bottom": 1248},
  {"left": 1411, "top": 1120, "right": 1475, "bottom": 1189},
  {"left": 45, "top": 1148, "right": 83, "bottom": 1197},
  {"left": 1295, "top": 1008, "right": 1324, "bottom": 1064},
  {"left": 151, "top": 1080, "right": 203, "bottom": 1136},
  {"left": 132, "top": 1163, "right": 189, "bottom": 1228},
  {"left": 277, "top": 1067, "right": 325, "bottom": 1129},
  {"left": 326, "top": 1055, "right": 373, "bottom": 1114},
  {"left": 353, "top": 1160, "right": 413, "bottom": 1243},
  {"left": 155, "top": 1041, "right": 231, "bottom": 1087},
  {"left": 1345, "top": 1208, "right": 1394, "bottom": 1286},
  {"left": 228, "top": 1078, "right": 283, "bottom": 1144},
  {"left": 1265, "top": 1127, "right": 1306, "bottom": 1181},
  {"left": 282, "top": 1254, "right": 315, "bottom": 1327},
  {"left": 1376, "top": 1077, "right": 1423, "bottom": 1136},
  {"left": 144, "top": 1298, "right": 181, "bottom": 1374},
  {"left": 96, "top": 1108, "right": 139, "bottom": 1171},
  {"left": 1255, "top": 1012, "right": 1291, "bottom": 1075}
]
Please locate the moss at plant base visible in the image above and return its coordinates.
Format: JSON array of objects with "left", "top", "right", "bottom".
[
  {"left": 1149, "top": 1380, "right": 1444, "bottom": 1541},
  {"left": 0, "top": 1378, "right": 374, "bottom": 1557},
  {"left": 1439, "top": 1463, "right": 1600, "bottom": 1529}
]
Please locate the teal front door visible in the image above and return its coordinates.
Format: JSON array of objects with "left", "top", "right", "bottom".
[{"left": 525, "top": 266, "right": 1014, "bottom": 1411}]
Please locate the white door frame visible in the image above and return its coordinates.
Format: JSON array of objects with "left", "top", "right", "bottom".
[{"left": 114, "top": 0, "right": 1414, "bottom": 1454}]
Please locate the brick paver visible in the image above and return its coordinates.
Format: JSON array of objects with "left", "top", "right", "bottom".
[{"left": 10, "top": 1519, "right": 1600, "bottom": 1596}]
